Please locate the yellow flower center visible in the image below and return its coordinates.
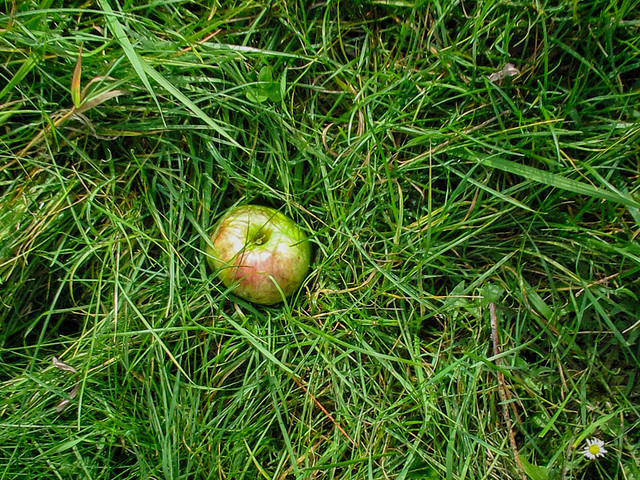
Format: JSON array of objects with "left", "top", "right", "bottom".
[{"left": 589, "top": 444, "right": 600, "bottom": 455}]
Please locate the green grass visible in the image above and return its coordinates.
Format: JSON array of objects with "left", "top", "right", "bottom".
[{"left": 1, "top": 1, "right": 639, "bottom": 479}]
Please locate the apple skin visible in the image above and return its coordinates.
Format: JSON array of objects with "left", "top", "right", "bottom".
[{"left": 206, "top": 205, "right": 311, "bottom": 305}]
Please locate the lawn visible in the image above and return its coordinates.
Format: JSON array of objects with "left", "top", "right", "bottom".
[{"left": 1, "top": 1, "right": 639, "bottom": 479}]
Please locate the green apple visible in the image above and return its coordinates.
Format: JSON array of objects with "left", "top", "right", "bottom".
[{"left": 206, "top": 205, "right": 311, "bottom": 305}]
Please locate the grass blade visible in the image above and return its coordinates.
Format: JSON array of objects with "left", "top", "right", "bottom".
[{"left": 469, "top": 151, "right": 640, "bottom": 210}]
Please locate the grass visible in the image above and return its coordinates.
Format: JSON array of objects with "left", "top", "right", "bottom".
[{"left": 1, "top": 0, "right": 639, "bottom": 479}]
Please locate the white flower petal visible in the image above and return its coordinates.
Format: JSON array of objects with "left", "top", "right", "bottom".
[{"left": 582, "top": 438, "right": 607, "bottom": 460}]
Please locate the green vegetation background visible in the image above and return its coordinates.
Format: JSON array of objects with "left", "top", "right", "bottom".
[{"left": 1, "top": 1, "right": 639, "bottom": 479}]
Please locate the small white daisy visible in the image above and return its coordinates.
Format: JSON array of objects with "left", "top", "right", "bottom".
[{"left": 582, "top": 438, "right": 607, "bottom": 460}]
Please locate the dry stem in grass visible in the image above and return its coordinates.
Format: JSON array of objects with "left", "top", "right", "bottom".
[
  {"left": 490, "top": 302, "right": 526, "bottom": 480},
  {"left": 291, "top": 375, "right": 360, "bottom": 450}
]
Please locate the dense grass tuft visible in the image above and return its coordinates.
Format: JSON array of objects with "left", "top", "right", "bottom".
[{"left": 1, "top": 1, "right": 639, "bottom": 479}]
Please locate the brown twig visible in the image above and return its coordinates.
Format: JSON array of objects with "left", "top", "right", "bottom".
[
  {"left": 575, "top": 272, "right": 620, "bottom": 297},
  {"left": 489, "top": 302, "right": 526, "bottom": 480},
  {"left": 174, "top": 30, "right": 221, "bottom": 56},
  {"left": 291, "top": 375, "right": 359, "bottom": 449},
  {"left": 0, "top": 0, "right": 16, "bottom": 33}
]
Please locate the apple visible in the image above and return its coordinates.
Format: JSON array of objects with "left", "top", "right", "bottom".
[{"left": 206, "top": 205, "right": 311, "bottom": 305}]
